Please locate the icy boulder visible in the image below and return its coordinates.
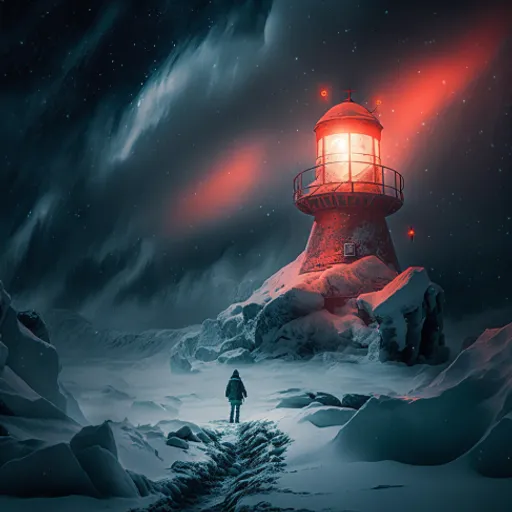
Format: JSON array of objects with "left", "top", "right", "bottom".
[
  {"left": 0, "top": 442, "right": 99, "bottom": 497},
  {"left": 357, "top": 267, "right": 448, "bottom": 365},
  {"left": 0, "top": 366, "right": 70, "bottom": 420},
  {"left": 170, "top": 352, "right": 192, "bottom": 374},
  {"left": 16, "top": 310, "right": 50, "bottom": 343},
  {"left": 70, "top": 421, "right": 118, "bottom": 459},
  {"left": 254, "top": 288, "right": 325, "bottom": 348},
  {"left": 0, "top": 282, "right": 66, "bottom": 410},
  {"left": 275, "top": 389, "right": 342, "bottom": 409},
  {"left": 299, "top": 406, "right": 356, "bottom": 428},
  {"left": 331, "top": 322, "right": 512, "bottom": 466},
  {"left": 73, "top": 445, "right": 139, "bottom": 497},
  {"left": 467, "top": 413, "right": 512, "bottom": 477}
]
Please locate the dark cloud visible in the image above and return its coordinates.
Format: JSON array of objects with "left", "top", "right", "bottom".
[{"left": 1, "top": 0, "right": 511, "bottom": 329}]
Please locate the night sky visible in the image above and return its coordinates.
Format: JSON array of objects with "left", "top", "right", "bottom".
[{"left": 1, "top": 0, "right": 511, "bottom": 332}]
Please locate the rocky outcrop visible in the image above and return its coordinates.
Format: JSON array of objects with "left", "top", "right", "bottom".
[
  {"left": 17, "top": 310, "right": 50, "bottom": 343},
  {"left": 169, "top": 255, "right": 447, "bottom": 367},
  {"left": 0, "top": 282, "right": 66, "bottom": 410},
  {"left": 357, "top": 267, "right": 449, "bottom": 365}
]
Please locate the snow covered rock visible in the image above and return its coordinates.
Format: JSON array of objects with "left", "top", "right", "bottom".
[
  {"left": 299, "top": 406, "right": 356, "bottom": 428},
  {"left": 60, "top": 382, "right": 88, "bottom": 425},
  {"left": 254, "top": 288, "right": 325, "bottom": 348},
  {"left": 219, "top": 334, "right": 255, "bottom": 354},
  {"left": 468, "top": 414, "right": 512, "bottom": 478},
  {"left": 168, "top": 254, "right": 445, "bottom": 365},
  {"left": 275, "top": 389, "right": 341, "bottom": 409},
  {"left": 70, "top": 421, "right": 118, "bottom": 459},
  {"left": 74, "top": 445, "right": 139, "bottom": 498},
  {"left": 172, "top": 425, "right": 199, "bottom": 442},
  {"left": 357, "top": 267, "right": 448, "bottom": 365},
  {"left": 101, "top": 384, "right": 133, "bottom": 400},
  {"left": 166, "top": 424, "right": 201, "bottom": 443},
  {"left": 217, "top": 347, "right": 254, "bottom": 364},
  {"left": 170, "top": 352, "right": 192, "bottom": 373},
  {"left": 0, "top": 367, "right": 71, "bottom": 420},
  {"left": 166, "top": 436, "right": 189, "bottom": 450},
  {"left": 0, "top": 442, "right": 99, "bottom": 497},
  {"left": 16, "top": 310, "right": 50, "bottom": 343},
  {"left": 0, "top": 436, "right": 46, "bottom": 467},
  {"left": 331, "top": 322, "right": 512, "bottom": 466},
  {"left": 194, "top": 346, "right": 219, "bottom": 362},
  {"left": 0, "top": 282, "right": 66, "bottom": 410},
  {"left": 341, "top": 393, "right": 371, "bottom": 410}
]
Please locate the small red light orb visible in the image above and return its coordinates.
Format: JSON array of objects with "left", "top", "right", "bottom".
[
  {"left": 320, "top": 89, "right": 328, "bottom": 98},
  {"left": 408, "top": 228, "right": 415, "bottom": 236},
  {"left": 376, "top": 99, "right": 382, "bottom": 105}
]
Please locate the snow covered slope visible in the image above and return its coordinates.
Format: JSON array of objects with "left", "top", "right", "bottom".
[
  {"left": 44, "top": 309, "right": 198, "bottom": 361},
  {"left": 236, "top": 321, "right": 512, "bottom": 512}
]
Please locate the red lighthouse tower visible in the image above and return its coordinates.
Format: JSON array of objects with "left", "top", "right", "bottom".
[{"left": 294, "top": 91, "right": 404, "bottom": 274}]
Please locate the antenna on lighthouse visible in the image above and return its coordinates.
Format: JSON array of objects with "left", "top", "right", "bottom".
[{"left": 343, "top": 88, "right": 356, "bottom": 102}]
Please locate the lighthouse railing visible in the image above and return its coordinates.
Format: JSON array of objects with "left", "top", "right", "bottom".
[{"left": 293, "top": 157, "right": 404, "bottom": 203}]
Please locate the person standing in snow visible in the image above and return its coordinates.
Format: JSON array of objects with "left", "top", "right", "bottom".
[{"left": 225, "top": 369, "right": 247, "bottom": 423}]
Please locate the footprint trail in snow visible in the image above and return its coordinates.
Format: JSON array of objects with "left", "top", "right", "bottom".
[{"left": 133, "top": 420, "right": 292, "bottom": 512}]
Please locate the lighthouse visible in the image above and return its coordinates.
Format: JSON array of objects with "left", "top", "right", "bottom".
[{"left": 294, "top": 91, "right": 404, "bottom": 275}]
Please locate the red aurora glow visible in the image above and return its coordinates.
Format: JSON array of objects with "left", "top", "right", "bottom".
[
  {"left": 374, "top": 6, "right": 511, "bottom": 167},
  {"left": 170, "top": 140, "right": 265, "bottom": 231}
]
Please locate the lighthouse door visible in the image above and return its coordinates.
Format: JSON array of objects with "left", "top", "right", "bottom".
[{"left": 343, "top": 242, "right": 356, "bottom": 257}]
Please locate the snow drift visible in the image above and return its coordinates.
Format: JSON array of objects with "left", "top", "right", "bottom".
[{"left": 330, "top": 321, "right": 512, "bottom": 473}]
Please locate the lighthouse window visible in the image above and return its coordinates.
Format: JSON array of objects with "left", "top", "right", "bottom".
[
  {"left": 350, "top": 134, "right": 374, "bottom": 179},
  {"left": 344, "top": 242, "right": 356, "bottom": 257},
  {"left": 322, "top": 133, "right": 350, "bottom": 183}
]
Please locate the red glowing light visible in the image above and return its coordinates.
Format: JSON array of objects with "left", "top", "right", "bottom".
[
  {"left": 320, "top": 89, "right": 328, "bottom": 98},
  {"left": 169, "top": 141, "right": 265, "bottom": 231},
  {"left": 375, "top": 5, "right": 510, "bottom": 168},
  {"left": 375, "top": 99, "right": 382, "bottom": 106},
  {"left": 408, "top": 228, "right": 415, "bottom": 236}
]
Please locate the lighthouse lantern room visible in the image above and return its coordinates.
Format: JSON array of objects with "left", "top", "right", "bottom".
[{"left": 294, "top": 91, "right": 405, "bottom": 275}]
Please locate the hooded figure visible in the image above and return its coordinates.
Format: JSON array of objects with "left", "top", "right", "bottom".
[{"left": 225, "top": 369, "right": 247, "bottom": 423}]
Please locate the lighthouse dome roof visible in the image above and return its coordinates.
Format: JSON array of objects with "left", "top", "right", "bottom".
[{"left": 315, "top": 99, "right": 382, "bottom": 130}]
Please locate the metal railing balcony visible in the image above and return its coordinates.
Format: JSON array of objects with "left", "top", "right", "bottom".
[{"left": 293, "top": 153, "right": 404, "bottom": 204}]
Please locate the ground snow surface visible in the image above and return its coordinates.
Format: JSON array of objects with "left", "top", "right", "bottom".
[{"left": 2, "top": 323, "right": 512, "bottom": 511}]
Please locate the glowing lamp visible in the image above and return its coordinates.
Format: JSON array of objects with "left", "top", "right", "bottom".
[{"left": 293, "top": 91, "right": 405, "bottom": 275}]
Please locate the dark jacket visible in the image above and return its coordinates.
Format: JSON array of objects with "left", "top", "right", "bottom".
[{"left": 225, "top": 370, "right": 247, "bottom": 402}]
